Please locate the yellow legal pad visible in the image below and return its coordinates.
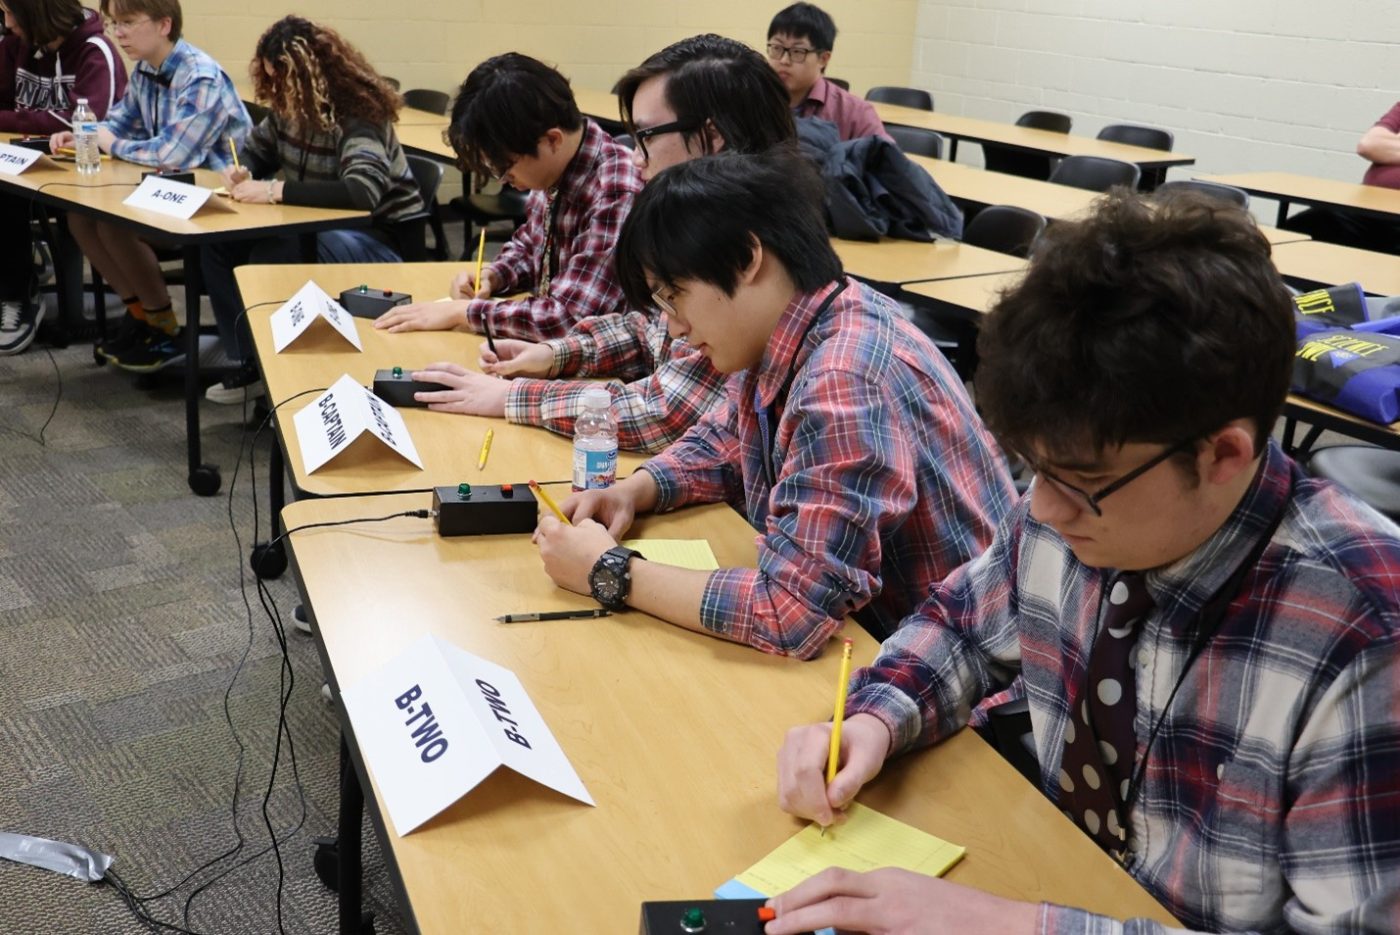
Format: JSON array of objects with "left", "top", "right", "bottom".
[
  {"left": 620, "top": 539, "right": 719, "bottom": 571},
  {"left": 735, "top": 803, "right": 965, "bottom": 896}
]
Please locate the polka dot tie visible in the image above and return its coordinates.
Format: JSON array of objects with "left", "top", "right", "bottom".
[{"left": 1058, "top": 571, "right": 1152, "bottom": 853}]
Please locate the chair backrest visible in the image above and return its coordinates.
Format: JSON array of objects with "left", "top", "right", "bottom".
[
  {"left": 866, "top": 85, "right": 933, "bottom": 111},
  {"left": 1155, "top": 179, "right": 1249, "bottom": 208},
  {"left": 244, "top": 101, "right": 271, "bottom": 126},
  {"left": 406, "top": 154, "right": 445, "bottom": 206},
  {"left": 402, "top": 88, "right": 450, "bottom": 116},
  {"left": 885, "top": 125, "right": 944, "bottom": 159},
  {"left": 1096, "top": 122, "right": 1174, "bottom": 151},
  {"left": 399, "top": 155, "right": 444, "bottom": 262},
  {"left": 826, "top": 76, "right": 850, "bottom": 91},
  {"left": 1016, "top": 110, "right": 1072, "bottom": 133},
  {"left": 1050, "top": 155, "right": 1141, "bottom": 193},
  {"left": 962, "top": 205, "right": 1047, "bottom": 259}
]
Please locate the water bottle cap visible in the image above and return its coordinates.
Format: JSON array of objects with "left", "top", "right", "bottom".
[{"left": 582, "top": 387, "right": 611, "bottom": 409}]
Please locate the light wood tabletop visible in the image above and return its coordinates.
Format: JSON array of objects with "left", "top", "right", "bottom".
[
  {"left": 873, "top": 104, "right": 1194, "bottom": 169},
  {"left": 394, "top": 122, "right": 455, "bottom": 163},
  {"left": 1200, "top": 171, "right": 1400, "bottom": 224},
  {"left": 1271, "top": 240, "right": 1400, "bottom": 296},
  {"left": 574, "top": 86, "right": 623, "bottom": 124},
  {"left": 237, "top": 263, "right": 646, "bottom": 495},
  {"left": 285, "top": 492, "right": 1177, "bottom": 933},
  {"left": 834, "top": 237, "right": 1026, "bottom": 286}
]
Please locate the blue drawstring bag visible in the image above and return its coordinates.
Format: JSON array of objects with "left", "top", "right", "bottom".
[
  {"left": 1293, "top": 282, "right": 1368, "bottom": 337},
  {"left": 1293, "top": 321, "right": 1400, "bottom": 424}
]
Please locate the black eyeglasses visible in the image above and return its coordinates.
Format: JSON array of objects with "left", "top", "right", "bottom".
[
  {"left": 766, "top": 41, "right": 819, "bottom": 64},
  {"left": 629, "top": 118, "right": 701, "bottom": 162},
  {"left": 1027, "top": 436, "right": 1199, "bottom": 517}
]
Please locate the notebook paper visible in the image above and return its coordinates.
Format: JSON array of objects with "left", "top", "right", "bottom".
[
  {"left": 620, "top": 539, "right": 719, "bottom": 571},
  {"left": 731, "top": 803, "right": 965, "bottom": 897}
]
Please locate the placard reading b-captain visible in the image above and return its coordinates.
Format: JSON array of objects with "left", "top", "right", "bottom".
[{"left": 292, "top": 373, "right": 423, "bottom": 472}]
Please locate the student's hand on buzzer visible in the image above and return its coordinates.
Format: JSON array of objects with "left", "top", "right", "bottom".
[
  {"left": 561, "top": 485, "right": 638, "bottom": 540},
  {"left": 450, "top": 267, "right": 495, "bottom": 301},
  {"left": 764, "top": 867, "right": 1040, "bottom": 935},
  {"left": 534, "top": 515, "right": 618, "bottom": 594},
  {"left": 372, "top": 300, "right": 467, "bottom": 333},
  {"left": 479, "top": 339, "right": 552, "bottom": 378},
  {"left": 50, "top": 130, "right": 75, "bottom": 152},
  {"left": 410, "top": 362, "right": 508, "bottom": 417},
  {"left": 776, "top": 714, "right": 891, "bottom": 829},
  {"left": 221, "top": 165, "right": 251, "bottom": 187}
]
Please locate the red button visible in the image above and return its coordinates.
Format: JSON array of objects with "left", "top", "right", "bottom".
[
  {"left": 500, "top": 484, "right": 513, "bottom": 496},
  {"left": 757, "top": 907, "right": 776, "bottom": 922}
]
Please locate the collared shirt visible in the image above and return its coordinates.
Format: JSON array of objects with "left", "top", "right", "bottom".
[
  {"left": 794, "top": 76, "right": 891, "bottom": 142},
  {"left": 641, "top": 279, "right": 1015, "bottom": 660},
  {"left": 503, "top": 309, "right": 727, "bottom": 454},
  {"left": 847, "top": 441, "right": 1400, "bottom": 933},
  {"left": 101, "top": 39, "right": 250, "bottom": 171},
  {"left": 468, "top": 119, "right": 642, "bottom": 342}
]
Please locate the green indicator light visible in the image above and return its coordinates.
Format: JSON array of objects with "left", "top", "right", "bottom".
[
  {"left": 392, "top": 366, "right": 403, "bottom": 378},
  {"left": 457, "top": 483, "right": 472, "bottom": 498}
]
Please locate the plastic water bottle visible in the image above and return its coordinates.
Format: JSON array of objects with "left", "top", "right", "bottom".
[
  {"left": 73, "top": 98, "right": 100, "bottom": 176},
  {"left": 572, "top": 387, "right": 618, "bottom": 491}
]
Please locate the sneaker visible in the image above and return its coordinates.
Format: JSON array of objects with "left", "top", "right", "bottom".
[
  {"left": 112, "top": 327, "right": 183, "bottom": 372},
  {"left": 292, "top": 604, "right": 312, "bottom": 635},
  {"left": 320, "top": 682, "right": 333, "bottom": 704},
  {"left": 0, "top": 298, "right": 45, "bottom": 355},
  {"left": 96, "top": 315, "right": 150, "bottom": 362},
  {"left": 205, "top": 360, "right": 265, "bottom": 404}
]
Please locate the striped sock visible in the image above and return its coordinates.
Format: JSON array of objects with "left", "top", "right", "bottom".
[{"left": 143, "top": 303, "right": 178, "bottom": 335}]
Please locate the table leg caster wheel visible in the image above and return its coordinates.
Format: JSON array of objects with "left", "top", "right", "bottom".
[
  {"left": 188, "top": 464, "right": 221, "bottom": 496},
  {"left": 251, "top": 540, "right": 287, "bottom": 580}
]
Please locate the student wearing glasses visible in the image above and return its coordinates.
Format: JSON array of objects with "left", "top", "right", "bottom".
[
  {"left": 48, "top": 0, "right": 249, "bottom": 371},
  {"left": 766, "top": 190, "right": 1400, "bottom": 934},
  {"left": 530, "top": 149, "right": 1015, "bottom": 659},
  {"left": 766, "top": 2, "right": 889, "bottom": 142},
  {"left": 374, "top": 53, "right": 641, "bottom": 343},
  {"left": 404, "top": 34, "right": 796, "bottom": 453}
]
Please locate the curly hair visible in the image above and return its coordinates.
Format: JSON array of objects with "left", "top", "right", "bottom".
[{"left": 250, "top": 16, "right": 399, "bottom": 134}]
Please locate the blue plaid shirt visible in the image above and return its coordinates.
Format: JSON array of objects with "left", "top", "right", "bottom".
[
  {"left": 848, "top": 441, "right": 1400, "bottom": 933},
  {"left": 101, "top": 39, "right": 250, "bottom": 171}
]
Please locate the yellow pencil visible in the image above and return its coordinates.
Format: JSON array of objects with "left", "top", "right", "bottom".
[
  {"left": 477, "top": 428, "right": 493, "bottom": 470},
  {"left": 228, "top": 135, "right": 241, "bottom": 172},
  {"left": 529, "top": 479, "right": 570, "bottom": 525},
  {"left": 822, "top": 638, "right": 855, "bottom": 836}
]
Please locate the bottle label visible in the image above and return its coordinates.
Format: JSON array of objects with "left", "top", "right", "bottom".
[
  {"left": 77, "top": 122, "right": 99, "bottom": 135},
  {"left": 572, "top": 445, "right": 617, "bottom": 491}
]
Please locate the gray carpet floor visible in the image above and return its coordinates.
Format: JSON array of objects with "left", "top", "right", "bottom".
[{"left": 0, "top": 332, "right": 409, "bottom": 932}]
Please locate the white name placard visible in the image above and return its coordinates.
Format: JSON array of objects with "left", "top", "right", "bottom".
[
  {"left": 270, "top": 280, "right": 363, "bottom": 352},
  {"left": 122, "top": 175, "right": 233, "bottom": 220},
  {"left": 292, "top": 373, "right": 423, "bottom": 473},
  {"left": 342, "top": 634, "right": 594, "bottom": 835},
  {"left": 0, "top": 143, "right": 60, "bottom": 176}
]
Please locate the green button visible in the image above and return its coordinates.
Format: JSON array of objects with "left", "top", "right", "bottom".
[
  {"left": 359, "top": 284, "right": 368, "bottom": 293},
  {"left": 457, "top": 483, "right": 471, "bottom": 498},
  {"left": 680, "top": 907, "right": 706, "bottom": 932},
  {"left": 392, "top": 366, "right": 403, "bottom": 378}
]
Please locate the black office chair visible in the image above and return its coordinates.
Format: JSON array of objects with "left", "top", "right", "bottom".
[
  {"left": 446, "top": 183, "right": 529, "bottom": 260},
  {"left": 383, "top": 76, "right": 401, "bottom": 91},
  {"left": 402, "top": 88, "right": 450, "bottom": 116},
  {"left": 1097, "top": 122, "right": 1174, "bottom": 152},
  {"left": 886, "top": 125, "right": 944, "bottom": 159},
  {"left": 402, "top": 154, "right": 445, "bottom": 262},
  {"left": 1305, "top": 447, "right": 1400, "bottom": 523},
  {"left": 866, "top": 86, "right": 933, "bottom": 111},
  {"left": 826, "top": 76, "right": 850, "bottom": 91},
  {"left": 1155, "top": 179, "right": 1249, "bottom": 207},
  {"left": 981, "top": 110, "right": 1071, "bottom": 180},
  {"left": 244, "top": 101, "right": 271, "bottom": 126},
  {"left": 1050, "top": 155, "right": 1141, "bottom": 193},
  {"left": 961, "top": 205, "right": 1046, "bottom": 259}
]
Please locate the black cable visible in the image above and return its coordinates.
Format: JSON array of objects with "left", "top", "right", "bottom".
[
  {"left": 33, "top": 180, "right": 140, "bottom": 193},
  {"left": 0, "top": 346, "right": 62, "bottom": 446}
]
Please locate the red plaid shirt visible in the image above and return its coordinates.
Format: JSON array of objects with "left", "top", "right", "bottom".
[
  {"left": 503, "top": 310, "right": 727, "bottom": 453},
  {"left": 467, "top": 119, "right": 641, "bottom": 342}
]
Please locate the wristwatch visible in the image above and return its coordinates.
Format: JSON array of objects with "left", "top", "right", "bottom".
[{"left": 588, "top": 546, "right": 645, "bottom": 611}]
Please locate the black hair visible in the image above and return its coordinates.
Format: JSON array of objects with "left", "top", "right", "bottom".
[
  {"left": 445, "top": 53, "right": 583, "bottom": 177},
  {"left": 767, "top": 2, "right": 837, "bottom": 51},
  {"left": 976, "top": 188, "right": 1296, "bottom": 465},
  {"left": 614, "top": 33, "right": 795, "bottom": 157},
  {"left": 615, "top": 149, "right": 841, "bottom": 309}
]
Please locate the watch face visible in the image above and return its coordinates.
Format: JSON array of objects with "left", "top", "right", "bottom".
[{"left": 593, "top": 566, "right": 624, "bottom": 604}]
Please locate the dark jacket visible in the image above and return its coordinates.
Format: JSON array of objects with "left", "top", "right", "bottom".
[
  {"left": 0, "top": 8, "right": 127, "bottom": 133},
  {"left": 798, "top": 116, "right": 963, "bottom": 242}
]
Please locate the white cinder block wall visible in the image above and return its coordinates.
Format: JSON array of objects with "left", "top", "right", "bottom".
[{"left": 911, "top": 0, "right": 1399, "bottom": 184}]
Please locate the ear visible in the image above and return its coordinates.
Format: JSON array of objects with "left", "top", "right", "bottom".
[
  {"left": 1199, "top": 419, "right": 1259, "bottom": 487},
  {"left": 700, "top": 118, "right": 726, "bottom": 155},
  {"left": 156, "top": 16, "right": 173, "bottom": 39},
  {"left": 540, "top": 128, "right": 565, "bottom": 154},
  {"left": 818, "top": 50, "right": 832, "bottom": 71},
  {"left": 738, "top": 234, "right": 764, "bottom": 287}
]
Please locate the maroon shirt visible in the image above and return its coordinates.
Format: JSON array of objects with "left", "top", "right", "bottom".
[
  {"left": 793, "top": 77, "right": 891, "bottom": 143},
  {"left": 0, "top": 7, "right": 127, "bottom": 133},
  {"left": 1361, "top": 101, "right": 1400, "bottom": 189}
]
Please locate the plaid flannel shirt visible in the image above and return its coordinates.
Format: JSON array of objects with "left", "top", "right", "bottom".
[
  {"left": 467, "top": 119, "right": 641, "bottom": 342},
  {"left": 503, "top": 309, "right": 727, "bottom": 453},
  {"left": 847, "top": 440, "right": 1400, "bottom": 933},
  {"left": 101, "top": 39, "right": 250, "bottom": 171},
  {"left": 641, "top": 279, "right": 1015, "bottom": 660}
]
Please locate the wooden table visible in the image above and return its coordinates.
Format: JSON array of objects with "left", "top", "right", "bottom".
[
  {"left": 906, "top": 271, "right": 1400, "bottom": 453},
  {"left": 873, "top": 103, "right": 1194, "bottom": 171},
  {"left": 574, "top": 86, "right": 622, "bottom": 125},
  {"left": 833, "top": 237, "right": 1026, "bottom": 287},
  {"left": 1199, "top": 170, "right": 1400, "bottom": 226},
  {"left": 0, "top": 157, "right": 368, "bottom": 497},
  {"left": 1271, "top": 240, "right": 1400, "bottom": 296},
  {"left": 395, "top": 122, "right": 455, "bottom": 163},
  {"left": 236, "top": 262, "right": 646, "bottom": 499},
  {"left": 285, "top": 492, "right": 1177, "bottom": 934}
]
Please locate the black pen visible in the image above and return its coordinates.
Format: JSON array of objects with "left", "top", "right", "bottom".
[{"left": 495, "top": 609, "right": 613, "bottom": 623}]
